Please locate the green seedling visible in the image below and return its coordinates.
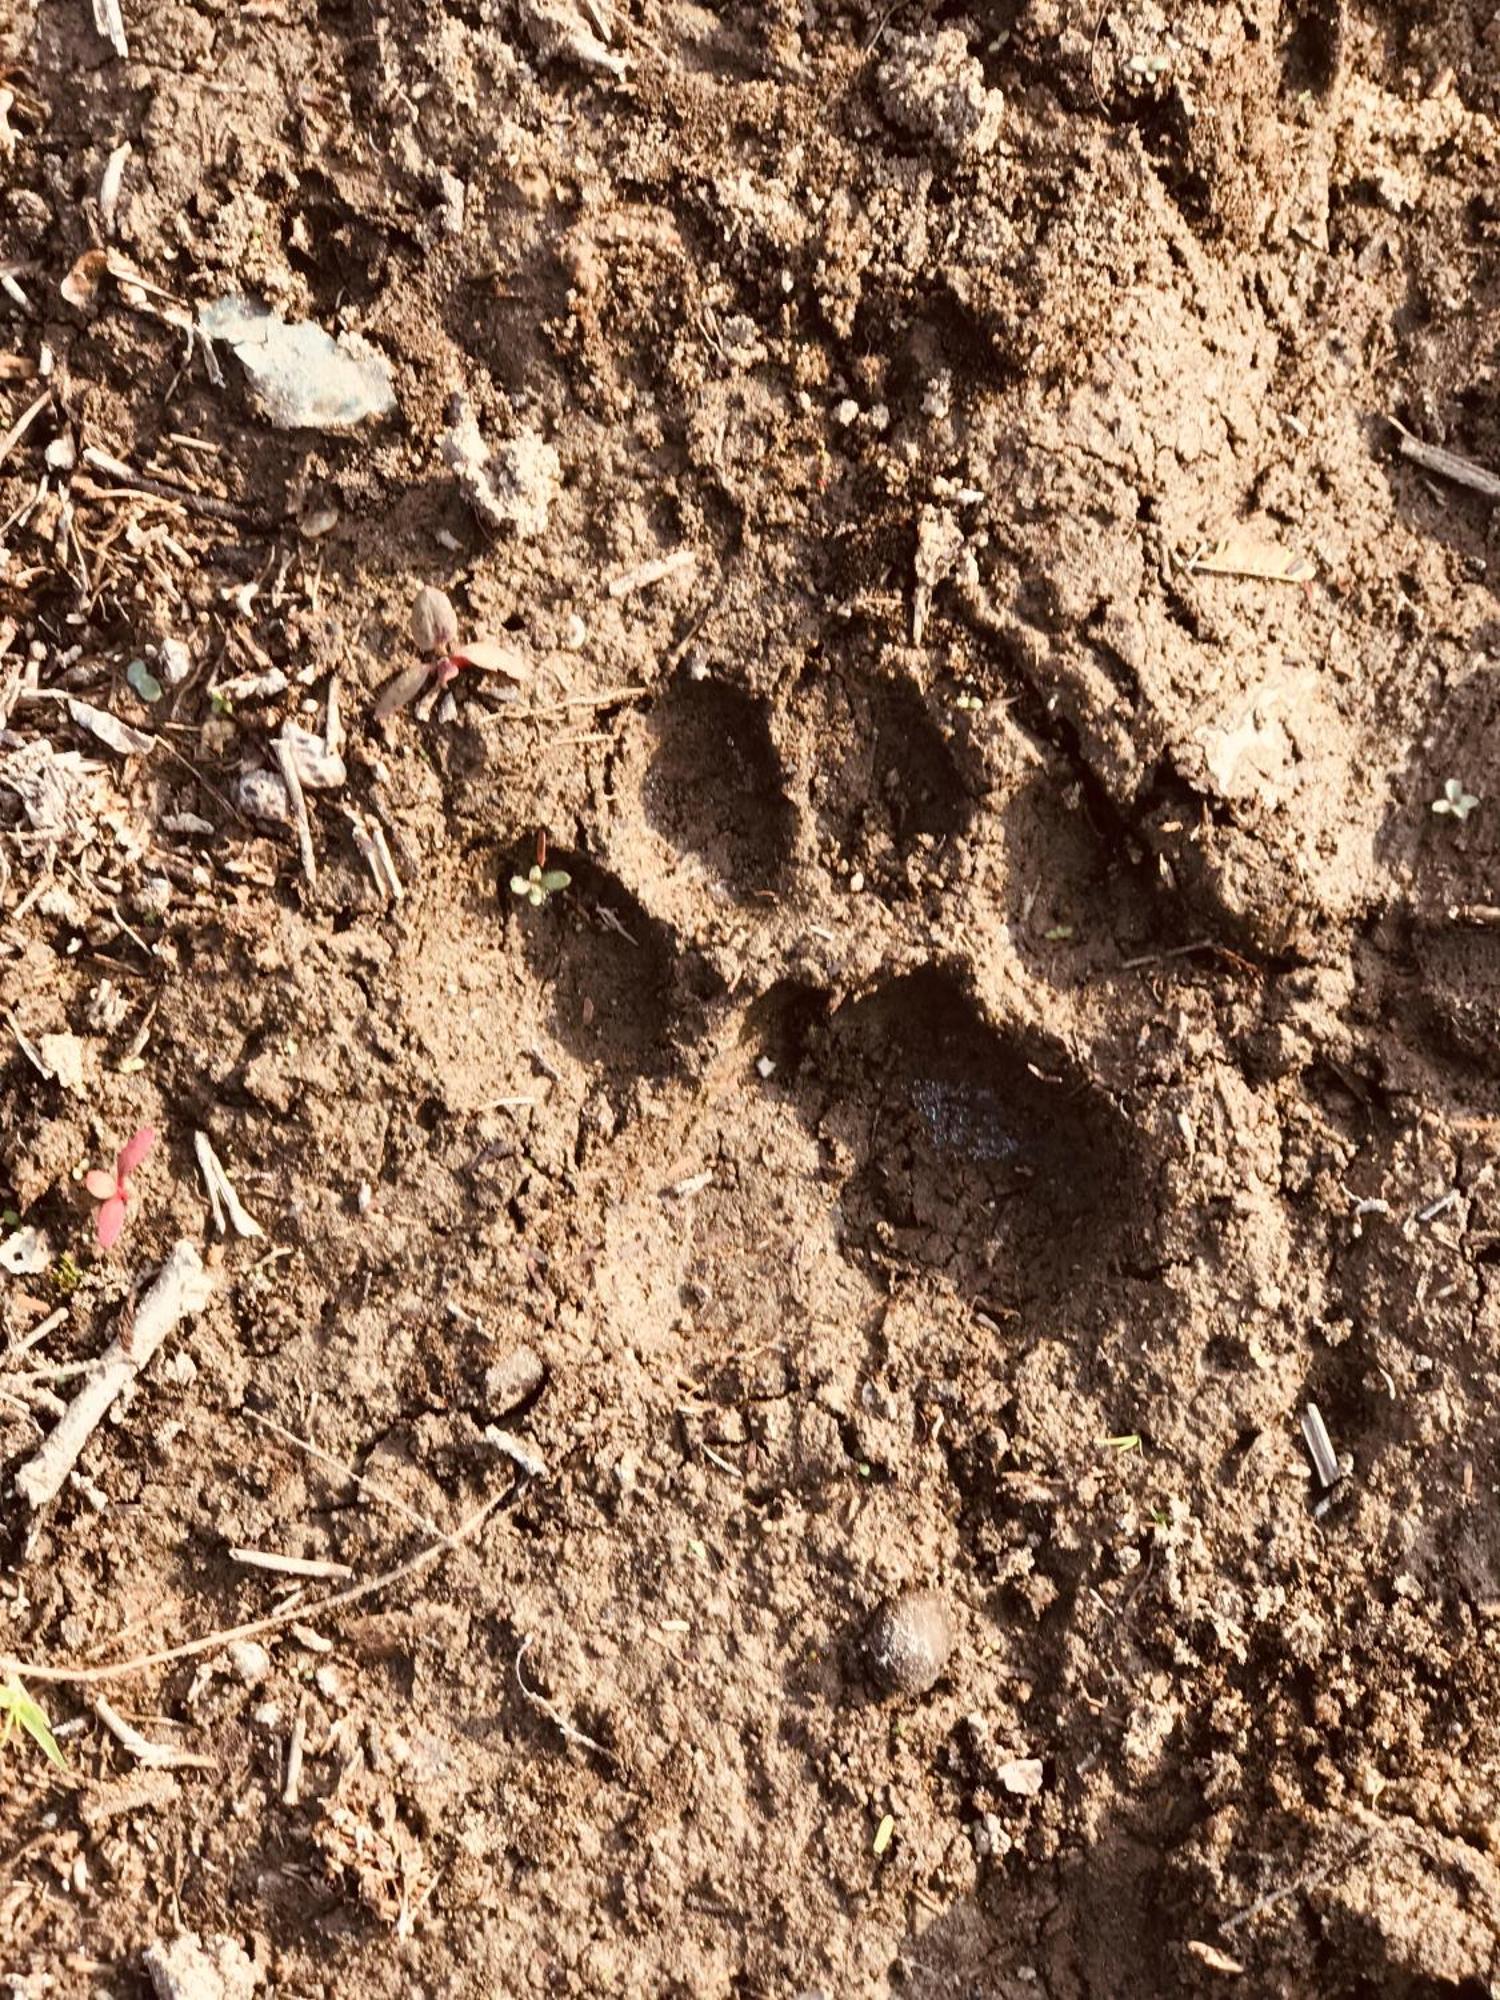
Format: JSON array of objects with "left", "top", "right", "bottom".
[
  {"left": 0, "top": 1677, "right": 66, "bottom": 1770},
  {"left": 511, "top": 865, "right": 572, "bottom": 908},
  {"left": 510, "top": 831, "right": 570, "bottom": 909},
  {"left": 1433, "top": 779, "right": 1479, "bottom": 821},
  {"left": 1100, "top": 1433, "right": 1142, "bottom": 1453},
  {"left": 53, "top": 1252, "right": 82, "bottom": 1295}
]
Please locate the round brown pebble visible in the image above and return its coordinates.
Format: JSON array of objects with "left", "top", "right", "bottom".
[{"left": 865, "top": 1589, "right": 954, "bottom": 1697}]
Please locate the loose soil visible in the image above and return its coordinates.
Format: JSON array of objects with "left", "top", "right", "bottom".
[{"left": 3, "top": 0, "right": 1500, "bottom": 1993}]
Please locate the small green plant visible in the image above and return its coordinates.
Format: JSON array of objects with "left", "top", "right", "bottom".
[
  {"left": 511, "top": 864, "right": 572, "bottom": 908},
  {"left": 53, "top": 1252, "right": 82, "bottom": 1295},
  {"left": 510, "top": 833, "right": 571, "bottom": 909},
  {"left": 0, "top": 1677, "right": 66, "bottom": 1770},
  {"left": 1433, "top": 778, "right": 1479, "bottom": 822}
]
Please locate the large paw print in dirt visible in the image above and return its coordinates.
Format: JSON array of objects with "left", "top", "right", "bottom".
[
  {"left": 512, "top": 850, "right": 720, "bottom": 1077},
  {"left": 795, "top": 967, "right": 1145, "bottom": 1302},
  {"left": 790, "top": 660, "right": 976, "bottom": 894},
  {"left": 617, "top": 673, "right": 795, "bottom": 901}
]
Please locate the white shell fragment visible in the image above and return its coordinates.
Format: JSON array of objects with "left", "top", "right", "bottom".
[{"left": 199, "top": 296, "right": 396, "bottom": 432}]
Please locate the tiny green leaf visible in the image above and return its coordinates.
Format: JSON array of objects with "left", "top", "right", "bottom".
[
  {"left": 539, "top": 870, "right": 571, "bottom": 893},
  {"left": 509, "top": 876, "right": 532, "bottom": 897},
  {"left": 1, "top": 1679, "right": 66, "bottom": 1770},
  {"left": 126, "top": 659, "right": 164, "bottom": 703}
]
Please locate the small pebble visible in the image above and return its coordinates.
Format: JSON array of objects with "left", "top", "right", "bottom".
[
  {"left": 484, "top": 1343, "right": 545, "bottom": 1418},
  {"left": 227, "top": 1639, "right": 272, "bottom": 1687},
  {"left": 865, "top": 1588, "right": 954, "bottom": 1697},
  {"left": 995, "top": 1756, "right": 1044, "bottom": 1797}
]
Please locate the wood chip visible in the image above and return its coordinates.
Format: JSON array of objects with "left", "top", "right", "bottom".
[
  {"left": 90, "top": 0, "right": 129, "bottom": 59},
  {"left": 484, "top": 1426, "right": 547, "bottom": 1478},
  {"left": 0, "top": 390, "right": 49, "bottom": 474},
  {"left": 193, "top": 1130, "right": 265, "bottom": 1239},
  {"left": 1301, "top": 1402, "right": 1340, "bottom": 1488},
  {"left": 67, "top": 697, "right": 154, "bottom": 757},
  {"left": 1187, "top": 1941, "right": 1245, "bottom": 1976},
  {"left": 273, "top": 735, "right": 317, "bottom": 885}
]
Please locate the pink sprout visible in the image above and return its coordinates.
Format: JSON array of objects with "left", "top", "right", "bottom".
[{"left": 85, "top": 1126, "right": 156, "bottom": 1249}]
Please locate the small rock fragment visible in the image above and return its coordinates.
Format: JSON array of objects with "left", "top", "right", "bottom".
[
  {"left": 971, "top": 1812, "right": 1012, "bottom": 1860},
  {"left": 235, "top": 769, "right": 291, "bottom": 824},
  {"left": 226, "top": 1640, "right": 272, "bottom": 1688},
  {"left": 995, "top": 1756, "right": 1044, "bottom": 1797},
  {"left": 159, "top": 637, "right": 193, "bottom": 687},
  {"left": 38, "top": 1031, "right": 86, "bottom": 1094},
  {"left": 484, "top": 1344, "right": 545, "bottom": 1418},
  {"left": 199, "top": 296, "right": 396, "bottom": 432},
  {"left": 442, "top": 396, "right": 561, "bottom": 538},
  {"left": 877, "top": 29, "right": 1004, "bottom": 158},
  {"left": 144, "top": 1930, "right": 258, "bottom": 2000},
  {"left": 865, "top": 1588, "right": 954, "bottom": 1697}
]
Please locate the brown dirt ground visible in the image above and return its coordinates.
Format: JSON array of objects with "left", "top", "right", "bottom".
[{"left": 4, "top": 0, "right": 1500, "bottom": 1992}]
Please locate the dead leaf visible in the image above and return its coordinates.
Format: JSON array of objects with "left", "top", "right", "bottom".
[
  {"left": 61, "top": 248, "right": 109, "bottom": 310},
  {"left": 1186, "top": 529, "right": 1315, "bottom": 586},
  {"left": 451, "top": 638, "right": 531, "bottom": 682},
  {"left": 374, "top": 664, "right": 433, "bottom": 719},
  {"left": 66, "top": 699, "right": 154, "bottom": 757}
]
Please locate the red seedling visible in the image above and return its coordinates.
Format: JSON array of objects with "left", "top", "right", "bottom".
[
  {"left": 374, "top": 587, "right": 532, "bottom": 719},
  {"left": 85, "top": 1125, "right": 156, "bottom": 1249}
]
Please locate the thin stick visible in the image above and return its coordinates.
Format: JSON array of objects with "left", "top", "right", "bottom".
[
  {"left": 10, "top": 1307, "right": 67, "bottom": 1359},
  {"left": 282, "top": 1701, "right": 306, "bottom": 1806},
  {"left": 78, "top": 445, "right": 260, "bottom": 526},
  {"left": 93, "top": 1695, "right": 215, "bottom": 1770},
  {"left": 242, "top": 1407, "right": 446, "bottom": 1538},
  {"left": 229, "top": 1547, "right": 354, "bottom": 1582},
  {"left": 14, "top": 1243, "right": 213, "bottom": 1509},
  {"left": 515, "top": 1636, "right": 611, "bottom": 1759},
  {"left": 2, "top": 1491, "right": 506, "bottom": 1685},
  {"left": 607, "top": 548, "right": 696, "bottom": 599},
  {"left": 1119, "top": 939, "right": 1213, "bottom": 970},
  {"left": 1389, "top": 416, "right": 1500, "bottom": 501},
  {"left": 0, "top": 391, "right": 49, "bottom": 474},
  {"left": 274, "top": 736, "right": 317, "bottom": 886}
]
